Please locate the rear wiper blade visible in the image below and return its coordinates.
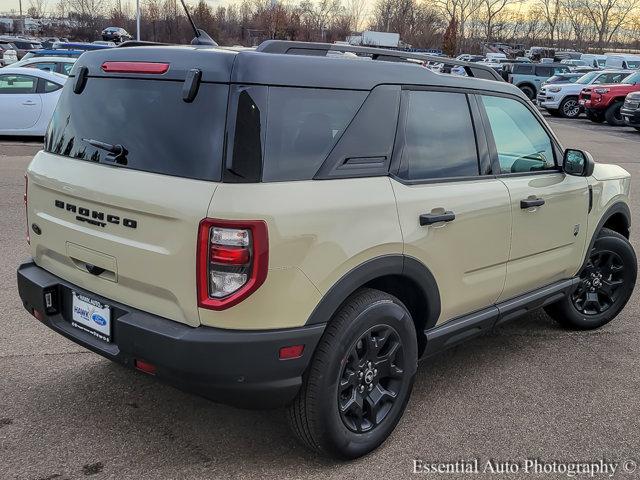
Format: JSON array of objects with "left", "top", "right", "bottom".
[{"left": 82, "top": 138, "right": 128, "bottom": 165}]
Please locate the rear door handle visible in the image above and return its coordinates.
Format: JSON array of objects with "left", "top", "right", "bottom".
[
  {"left": 419, "top": 211, "right": 455, "bottom": 226},
  {"left": 22, "top": 101, "right": 36, "bottom": 106},
  {"left": 520, "top": 197, "right": 545, "bottom": 209}
]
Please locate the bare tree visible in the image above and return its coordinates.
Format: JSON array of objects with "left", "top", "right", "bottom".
[
  {"left": 538, "top": 0, "right": 561, "bottom": 43},
  {"left": 345, "top": 0, "right": 367, "bottom": 31},
  {"left": 477, "top": 0, "right": 520, "bottom": 41},
  {"left": 28, "top": 0, "right": 47, "bottom": 18},
  {"left": 577, "top": 0, "right": 639, "bottom": 51}
]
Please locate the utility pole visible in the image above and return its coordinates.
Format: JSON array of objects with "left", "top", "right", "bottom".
[
  {"left": 136, "top": 0, "right": 141, "bottom": 40},
  {"left": 18, "top": 0, "right": 23, "bottom": 34}
]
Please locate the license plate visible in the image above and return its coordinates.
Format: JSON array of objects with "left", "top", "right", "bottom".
[{"left": 71, "top": 292, "right": 111, "bottom": 342}]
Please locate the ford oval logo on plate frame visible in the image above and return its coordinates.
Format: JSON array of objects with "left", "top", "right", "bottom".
[{"left": 70, "top": 292, "right": 112, "bottom": 342}]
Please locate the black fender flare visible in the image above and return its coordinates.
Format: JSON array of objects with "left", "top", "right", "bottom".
[
  {"left": 580, "top": 202, "right": 631, "bottom": 270},
  {"left": 305, "top": 254, "right": 441, "bottom": 330}
]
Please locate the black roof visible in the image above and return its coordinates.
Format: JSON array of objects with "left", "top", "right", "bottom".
[{"left": 72, "top": 42, "right": 526, "bottom": 98}]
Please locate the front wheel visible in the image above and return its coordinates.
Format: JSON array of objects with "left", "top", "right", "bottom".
[
  {"left": 605, "top": 101, "right": 625, "bottom": 126},
  {"left": 559, "top": 97, "right": 581, "bottom": 118},
  {"left": 520, "top": 85, "right": 535, "bottom": 100},
  {"left": 288, "top": 288, "right": 417, "bottom": 459},
  {"left": 545, "top": 228, "right": 636, "bottom": 329}
]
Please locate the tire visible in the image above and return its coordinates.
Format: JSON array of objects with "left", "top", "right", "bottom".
[
  {"left": 545, "top": 228, "right": 637, "bottom": 330},
  {"left": 605, "top": 101, "right": 625, "bottom": 126},
  {"left": 288, "top": 288, "right": 418, "bottom": 459},
  {"left": 559, "top": 97, "right": 580, "bottom": 118},
  {"left": 586, "top": 110, "right": 605, "bottom": 123},
  {"left": 520, "top": 85, "right": 535, "bottom": 100}
]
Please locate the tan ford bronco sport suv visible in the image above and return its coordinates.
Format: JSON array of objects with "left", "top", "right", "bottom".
[{"left": 17, "top": 40, "right": 636, "bottom": 459}]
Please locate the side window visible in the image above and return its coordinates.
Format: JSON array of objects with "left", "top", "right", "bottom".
[
  {"left": 29, "top": 62, "right": 56, "bottom": 72},
  {"left": 44, "top": 80, "right": 62, "bottom": 93},
  {"left": 399, "top": 90, "right": 479, "bottom": 180},
  {"left": 514, "top": 65, "right": 533, "bottom": 75},
  {"left": 62, "top": 63, "right": 74, "bottom": 75},
  {"left": 481, "top": 95, "right": 556, "bottom": 174},
  {"left": 600, "top": 72, "right": 626, "bottom": 84},
  {"left": 263, "top": 87, "right": 367, "bottom": 181},
  {"left": 535, "top": 66, "right": 553, "bottom": 77},
  {"left": 0, "top": 74, "right": 37, "bottom": 94}
]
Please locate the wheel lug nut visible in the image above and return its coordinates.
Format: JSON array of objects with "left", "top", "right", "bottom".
[
  {"left": 374, "top": 369, "right": 377, "bottom": 375},
  {"left": 359, "top": 385, "right": 365, "bottom": 393},
  {"left": 359, "top": 372, "right": 363, "bottom": 378},
  {"left": 369, "top": 383, "right": 374, "bottom": 391}
]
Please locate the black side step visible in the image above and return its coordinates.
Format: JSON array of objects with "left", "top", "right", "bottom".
[{"left": 422, "top": 277, "right": 579, "bottom": 358}]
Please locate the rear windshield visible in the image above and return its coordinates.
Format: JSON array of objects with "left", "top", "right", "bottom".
[{"left": 45, "top": 78, "right": 228, "bottom": 181}]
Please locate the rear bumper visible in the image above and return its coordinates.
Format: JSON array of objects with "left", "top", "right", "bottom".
[{"left": 17, "top": 260, "right": 325, "bottom": 409}]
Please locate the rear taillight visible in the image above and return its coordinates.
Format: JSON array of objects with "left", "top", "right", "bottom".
[
  {"left": 24, "top": 173, "right": 29, "bottom": 245},
  {"left": 197, "top": 219, "right": 268, "bottom": 310}
]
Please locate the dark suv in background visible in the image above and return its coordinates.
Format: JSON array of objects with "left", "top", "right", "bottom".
[
  {"left": 0, "top": 36, "right": 43, "bottom": 59},
  {"left": 622, "top": 91, "right": 640, "bottom": 130}
]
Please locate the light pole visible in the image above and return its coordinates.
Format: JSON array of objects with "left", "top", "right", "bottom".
[
  {"left": 136, "top": 0, "right": 140, "bottom": 41},
  {"left": 18, "top": 0, "right": 23, "bottom": 34}
]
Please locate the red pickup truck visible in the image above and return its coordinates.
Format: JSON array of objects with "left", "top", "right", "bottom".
[{"left": 579, "top": 71, "right": 640, "bottom": 126}]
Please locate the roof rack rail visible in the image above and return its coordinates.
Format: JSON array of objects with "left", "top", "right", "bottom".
[{"left": 256, "top": 40, "right": 504, "bottom": 82}]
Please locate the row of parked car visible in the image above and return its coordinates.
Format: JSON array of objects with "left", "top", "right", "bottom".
[
  {"left": 0, "top": 38, "right": 98, "bottom": 135},
  {"left": 535, "top": 69, "right": 640, "bottom": 129},
  {"left": 0, "top": 28, "right": 131, "bottom": 66},
  {"left": 475, "top": 52, "right": 640, "bottom": 130}
]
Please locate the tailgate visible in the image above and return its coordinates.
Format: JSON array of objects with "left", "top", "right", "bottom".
[
  {"left": 25, "top": 52, "right": 233, "bottom": 327},
  {"left": 27, "top": 152, "right": 217, "bottom": 326}
]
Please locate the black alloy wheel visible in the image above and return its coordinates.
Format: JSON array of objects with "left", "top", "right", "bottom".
[
  {"left": 544, "top": 228, "right": 636, "bottom": 330},
  {"left": 288, "top": 288, "right": 417, "bottom": 459},
  {"left": 572, "top": 249, "right": 624, "bottom": 315},
  {"left": 338, "top": 324, "right": 406, "bottom": 433}
]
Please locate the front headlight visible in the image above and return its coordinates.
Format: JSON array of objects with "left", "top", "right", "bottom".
[{"left": 548, "top": 87, "right": 562, "bottom": 93}]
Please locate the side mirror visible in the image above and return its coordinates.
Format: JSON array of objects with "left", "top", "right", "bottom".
[{"left": 563, "top": 149, "right": 595, "bottom": 177}]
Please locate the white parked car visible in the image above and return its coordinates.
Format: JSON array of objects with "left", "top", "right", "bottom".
[
  {"left": 537, "top": 69, "right": 632, "bottom": 118},
  {"left": 581, "top": 53, "right": 607, "bottom": 69},
  {"left": 0, "top": 42, "right": 18, "bottom": 66},
  {"left": 604, "top": 54, "right": 640, "bottom": 70},
  {"left": 10, "top": 56, "right": 76, "bottom": 76},
  {"left": 0, "top": 67, "right": 66, "bottom": 136}
]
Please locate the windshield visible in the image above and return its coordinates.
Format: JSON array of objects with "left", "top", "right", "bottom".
[
  {"left": 576, "top": 71, "right": 600, "bottom": 84},
  {"left": 623, "top": 72, "right": 640, "bottom": 84},
  {"left": 45, "top": 78, "right": 228, "bottom": 181}
]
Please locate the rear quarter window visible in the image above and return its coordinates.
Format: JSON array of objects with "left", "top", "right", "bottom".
[{"left": 262, "top": 87, "right": 367, "bottom": 181}]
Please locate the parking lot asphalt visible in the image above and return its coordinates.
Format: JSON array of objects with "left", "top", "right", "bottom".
[{"left": 1, "top": 117, "right": 640, "bottom": 480}]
